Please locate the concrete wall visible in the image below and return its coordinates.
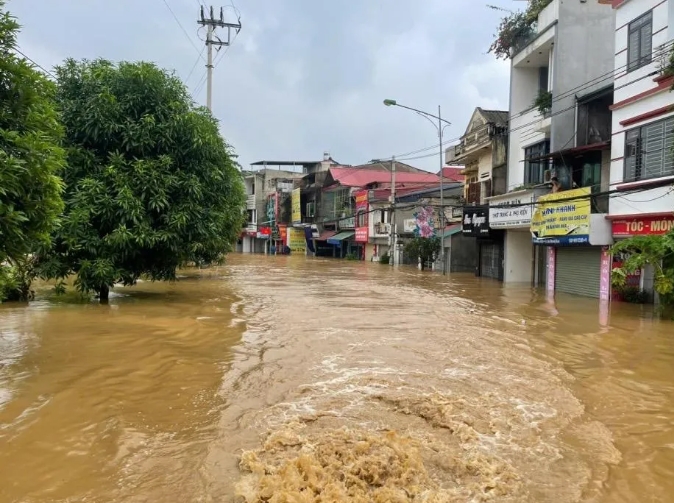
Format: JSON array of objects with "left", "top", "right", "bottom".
[
  {"left": 552, "top": 0, "right": 615, "bottom": 151},
  {"left": 507, "top": 108, "right": 546, "bottom": 190},
  {"left": 504, "top": 230, "right": 533, "bottom": 283}
]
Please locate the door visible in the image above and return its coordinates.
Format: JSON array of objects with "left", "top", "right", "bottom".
[
  {"left": 479, "top": 242, "right": 503, "bottom": 280},
  {"left": 555, "top": 247, "right": 602, "bottom": 298}
]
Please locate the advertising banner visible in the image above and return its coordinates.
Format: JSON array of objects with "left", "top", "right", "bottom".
[
  {"left": 291, "top": 188, "right": 301, "bottom": 224},
  {"left": 612, "top": 214, "right": 674, "bottom": 236},
  {"left": 355, "top": 227, "right": 368, "bottom": 242},
  {"left": 531, "top": 187, "right": 591, "bottom": 242},
  {"left": 462, "top": 206, "right": 489, "bottom": 237},
  {"left": 288, "top": 227, "right": 305, "bottom": 253},
  {"left": 489, "top": 193, "right": 533, "bottom": 228}
]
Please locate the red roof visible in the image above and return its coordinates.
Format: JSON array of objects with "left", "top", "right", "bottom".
[
  {"left": 439, "top": 166, "right": 465, "bottom": 183},
  {"left": 328, "top": 167, "right": 440, "bottom": 188}
]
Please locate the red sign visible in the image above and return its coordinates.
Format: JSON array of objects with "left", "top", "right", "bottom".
[
  {"left": 612, "top": 214, "right": 674, "bottom": 236},
  {"left": 355, "top": 227, "right": 368, "bottom": 243},
  {"left": 279, "top": 225, "right": 288, "bottom": 242}
]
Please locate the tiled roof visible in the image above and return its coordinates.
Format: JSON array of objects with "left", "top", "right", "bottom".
[
  {"left": 328, "top": 167, "right": 440, "bottom": 188},
  {"left": 440, "top": 166, "right": 465, "bottom": 182},
  {"left": 479, "top": 109, "right": 508, "bottom": 125}
]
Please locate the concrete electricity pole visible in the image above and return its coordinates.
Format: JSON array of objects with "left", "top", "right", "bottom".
[
  {"left": 198, "top": 5, "right": 241, "bottom": 111},
  {"left": 389, "top": 156, "right": 396, "bottom": 267}
]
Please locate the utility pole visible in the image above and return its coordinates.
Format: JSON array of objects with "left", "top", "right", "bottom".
[
  {"left": 389, "top": 156, "right": 396, "bottom": 267},
  {"left": 438, "top": 105, "right": 446, "bottom": 275},
  {"left": 198, "top": 5, "right": 241, "bottom": 111}
]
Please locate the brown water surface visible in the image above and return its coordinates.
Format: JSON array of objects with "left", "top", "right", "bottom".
[{"left": 1, "top": 255, "right": 673, "bottom": 502}]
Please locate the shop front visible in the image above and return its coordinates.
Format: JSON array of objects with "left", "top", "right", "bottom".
[
  {"left": 489, "top": 189, "right": 545, "bottom": 284},
  {"left": 608, "top": 213, "right": 674, "bottom": 302},
  {"left": 531, "top": 187, "right": 613, "bottom": 299},
  {"left": 462, "top": 205, "right": 504, "bottom": 281}
]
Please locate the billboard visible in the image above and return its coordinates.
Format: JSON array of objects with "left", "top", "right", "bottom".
[
  {"left": 530, "top": 187, "right": 591, "bottom": 243},
  {"left": 291, "top": 188, "right": 301, "bottom": 224}
]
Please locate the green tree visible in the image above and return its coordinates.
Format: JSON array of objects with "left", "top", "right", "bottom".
[
  {"left": 37, "top": 59, "right": 245, "bottom": 301},
  {"left": 404, "top": 236, "right": 440, "bottom": 270},
  {"left": 610, "top": 229, "right": 674, "bottom": 310},
  {"left": 0, "top": 2, "right": 65, "bottom": 300}
]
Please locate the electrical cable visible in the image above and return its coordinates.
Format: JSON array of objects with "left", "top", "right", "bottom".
[{"left": 160, "top": 0, "right": 205, "bottom": 61}]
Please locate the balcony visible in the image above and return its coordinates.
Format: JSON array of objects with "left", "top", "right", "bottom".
[
  {"left": 244, "top": 223, "right": 257, "bottom": 233},
  {"left": 246, "top": 194, "right": 256, "bottom": 210},
  {"left": 447, "top": 128, "right": 492, "bottom": 165}
]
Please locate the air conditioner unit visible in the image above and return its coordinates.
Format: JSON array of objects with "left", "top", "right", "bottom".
[{"left": 543, "top": 170, "right": 552, "bottom": 182}]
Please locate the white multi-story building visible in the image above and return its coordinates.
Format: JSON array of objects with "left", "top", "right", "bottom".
[
  {"left": 608, "top": 0, "right": 674, "bottom": 301},
  {"left": 496, "top": 0, "right": 615, "bottom": 298}
]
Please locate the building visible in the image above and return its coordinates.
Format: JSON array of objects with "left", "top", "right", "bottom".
[
  {"left": 607, "top": 0, "right": 674, "bottom": 302},
  {"left": 241, "top": 164, "right": 313, "bottom": 253},
  {"left": 496, "top": 0, "right": 615, "bottom": 296},
  {"left": 446, "top": 107, "right": 509, "bottom": 280}
]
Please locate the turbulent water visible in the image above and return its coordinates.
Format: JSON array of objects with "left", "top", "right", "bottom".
[{"left": 1, "top": 255, "right": 673, "bottom": 502}]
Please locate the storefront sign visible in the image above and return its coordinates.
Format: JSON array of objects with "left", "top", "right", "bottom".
[
  {"left": 451, "top": 207, "right": 463, "bottom": 219},
  {"left": 403, "top": 219, "right": 416, "bottom": 233},
  {"left": 291, "top": 188, "right": 301, "bottom": 224},
  {"left": 612, "top": 214, "right": 674, "bottom": 236},
  {"left": 489, "top": 194, "right": 533, "bottom": 228},
  {"left": 355, "top": 227, "right": 368, "bottom": 242},
  {"left": 599, "top": 247, "right": 611, "bottom": 301},
  {"left": 257, "top": 226, "right": 271, "bottom": 239},
  {"left": 279, "top": 224, "right": 288, "bottom": 242},
  {"left": 288, "top": 227, "right": 305, "bottom": 253},
  {"left": 339, "top": 216, "right": 355, "bottom": 229},
  {"left": 462, "top": 206, "right": 490, "bottom": 237},
  {"left": 531, "top": 187, "right": 591, "bottom": 241},
  {"left": 546, "top": 247, "right": 556, "bottom": 296},
  {"left": 355, "top": 190, "right": 368, "bottom": 213}
]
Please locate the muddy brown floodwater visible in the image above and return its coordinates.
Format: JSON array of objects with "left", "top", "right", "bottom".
[{"left": 1, "top": 255, "right": 674, "bottom": 502}]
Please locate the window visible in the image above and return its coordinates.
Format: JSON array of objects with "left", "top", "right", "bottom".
[
  {"left": 624, "top": 116, "right": 674, "bottom": 182},
  {"left": 357, "top": 211, "right": 367, "bottom": 227},
  {"left": 627, "top": 11, "right": 652, "bottom": 72},
  {"left": 524, "top": 140, "right": 550, "bottom": 185},
  {"left": 538, "top": 66, "right": 549, "bottom": 93},
  {"left": 306, "top": 201, "right": 315, "bottom": 217}
]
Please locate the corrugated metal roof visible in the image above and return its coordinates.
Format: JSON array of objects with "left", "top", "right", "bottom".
[{"left": 328, "top": 167, "right": 440, "bottom": 188}]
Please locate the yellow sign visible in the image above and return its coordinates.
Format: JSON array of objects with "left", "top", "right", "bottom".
[
  {"left": 288, "top": 227, "right": 306, "bottom": 253},
  {"left": 530, "top": 187, "right": 591, "bottom": 238},
  {"left": 291, "top": 188, "right": 301, "bottom": 223}
]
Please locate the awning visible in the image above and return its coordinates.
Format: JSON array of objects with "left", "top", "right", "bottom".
[
  {"left": 317, "top": 230, "right": 336, "bottom": 241},
  {"left": 442, "top": 224, "right": 463, "bottom": 239},
  {"left": 327, "top": 231, "right": 355, "bottom": 245},
  {"left": 525, "top": 141, "right": 610, "bottom": 162}
]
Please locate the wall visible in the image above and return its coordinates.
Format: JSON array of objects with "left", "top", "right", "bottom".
[
  {"left": 609, "top": 0, "right": 674, "bottom": 217},
  {"left": 504, "top": 230, "right": 533, "bottom": 283},
  {"left": 552, "top": 0, "right": 615, "bottom": 151},
  {"left": 507, "top": 108, "right": 546, "bottom": 189}
]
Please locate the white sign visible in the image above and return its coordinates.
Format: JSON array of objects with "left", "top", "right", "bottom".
[
  {"left": 403, "top": 219, "right": 416, "bottom": 233},
  {"left": 489, "top": 194, "right": 533, "bottom": 228}
]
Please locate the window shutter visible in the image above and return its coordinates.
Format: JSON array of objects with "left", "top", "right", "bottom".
[
  {"left": 628, "top": 29, "right": 640, "bottom": 70},
  {"left": 640, "top": 20, "right": 652, "bottom": 62}
]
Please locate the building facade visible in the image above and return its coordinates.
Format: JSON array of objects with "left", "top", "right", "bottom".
[
  {"left": 499, "top": 0, "right": 615, "bottom": 296},
  {"left": 608, "top": 0, "right": 674, "bottom": 302}
]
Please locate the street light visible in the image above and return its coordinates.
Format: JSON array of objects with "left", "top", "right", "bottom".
[{"left": 383, "top": 99, "right": 452, "bottom": 274}]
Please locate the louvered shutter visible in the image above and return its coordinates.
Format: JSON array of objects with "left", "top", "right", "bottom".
[{"left": 555, "top": 248, "right": 601, "bottom": 298}]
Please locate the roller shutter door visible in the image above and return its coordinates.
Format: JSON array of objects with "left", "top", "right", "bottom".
[
  {"left": 480, "top": 242, "right": 502, "bottom": 280},
  {"left": 555, "top": 247, "right": 601, "bottom": 298}
]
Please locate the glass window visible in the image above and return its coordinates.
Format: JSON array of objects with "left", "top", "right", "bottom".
[
  {"left": 627, "top": 11, "right": 653, "bottom": 72},
  {"left": 524, "top": 140, "right": 550, "bottom": 185},
  {"left": 624, "top": 116, "right": 674, "bottom": 182}
]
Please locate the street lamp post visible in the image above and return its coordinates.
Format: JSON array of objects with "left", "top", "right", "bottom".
[{"left": 383, "top": 99, "right": 451, "bottom": 274}]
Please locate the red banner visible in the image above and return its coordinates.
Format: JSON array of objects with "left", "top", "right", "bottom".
[
  {"left": 612, "top": 214, "right": 674, "bottom": 236},
  {"left": 355, "top": 227, "right": 368, "bottom": 243},
  {"left": 279, "top": 224, "right": 288, "bottom": 242}
]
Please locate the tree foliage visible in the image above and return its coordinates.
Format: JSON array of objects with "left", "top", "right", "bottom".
[
  {"left": 0, "top": 2, "right": 64, "bottom": 266},
  {"left": 404, "top": 236, "right": 440, "bottom": 270},
  {"left": 37, "top": 59, "right": 245, "bottom": 300},
  {"left": 488, "top": 0, "right": 553, "bottom": 59},
  {"left": 610, "top": 229, "right": 674, "bottom": 308}
]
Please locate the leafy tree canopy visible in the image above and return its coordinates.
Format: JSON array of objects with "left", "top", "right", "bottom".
[
  {"left": 611, "top": 229, "right": 674, "bottom": 308},
  {"left": 37, "top": 58, "right": 245, "bottom": 300},
  {"left": 0, "top": 2, "right": 64, "bottom": 265},
  {"left": 404, "top": 236, "right": 440, "bottom": 270}
]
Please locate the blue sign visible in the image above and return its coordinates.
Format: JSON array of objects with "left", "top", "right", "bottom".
[{"left": 532, "top": 235, "right": 589, "bottom": 246}]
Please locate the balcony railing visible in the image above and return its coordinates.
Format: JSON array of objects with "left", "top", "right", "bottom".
[
  {"left": 246, "top": 194, "right": 256, "bottom": 210},
  {"left": 374, "top": 222, "right": 391, "bottom": 236},
  {"left": 244, "top": 223, "right": 257, "bottom": 233}
]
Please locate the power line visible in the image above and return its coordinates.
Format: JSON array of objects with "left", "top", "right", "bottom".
[
  {"left": 13, "top": 47, "right": 56, "bottom": 79},
  {"left": 160, "top": 0, "right": 205, "bottom": 61}
]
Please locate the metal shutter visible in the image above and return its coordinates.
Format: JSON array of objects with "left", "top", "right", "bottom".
[
  {"left": 555, "top": 247, "right": 601, "bottom": 298},
  {"left": 480, "top": 242, "right": 502, "bottom": 280}
]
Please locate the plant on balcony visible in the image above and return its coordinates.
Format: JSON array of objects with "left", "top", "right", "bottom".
[
  {"left": 659, "top": 45, "right": 674, "bottom": 80},
  {"left": 533, "top": 89, "right": 552, "bottom": 115},
  {"left": 488, "top": 0, "right": 553, "bottom": 60}
]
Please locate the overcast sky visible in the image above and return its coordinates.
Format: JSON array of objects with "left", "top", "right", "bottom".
[{"left": 11, "top": 0, "right": 511, "bottom": 172}]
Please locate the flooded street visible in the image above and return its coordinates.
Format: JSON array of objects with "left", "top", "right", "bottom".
[{"left": 1, "top": 255, "right": 674, "bottom": 502}]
